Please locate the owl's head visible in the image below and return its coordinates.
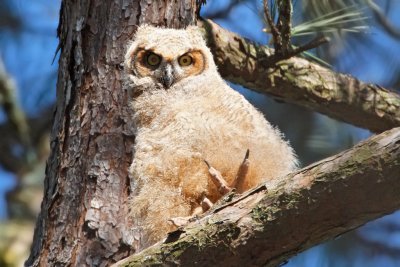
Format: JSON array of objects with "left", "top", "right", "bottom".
[{"left": 124, "top": 25, "right": 216, "bottom": 89}]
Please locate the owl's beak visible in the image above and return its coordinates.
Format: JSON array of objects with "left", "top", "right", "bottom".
[{"left": 160, "top": 64, "right": 174, "bottom": 89}]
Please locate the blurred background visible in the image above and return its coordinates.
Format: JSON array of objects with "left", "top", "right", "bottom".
[{"left": 0, "top": 0, "right": 399, "bottom": 266}]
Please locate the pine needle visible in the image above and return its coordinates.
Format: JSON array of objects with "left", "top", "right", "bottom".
[{"left": 292, "top": 4, "right": 369, "bottom": 37}]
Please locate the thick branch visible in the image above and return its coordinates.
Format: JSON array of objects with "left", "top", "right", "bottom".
[
  {"left": 114, "top": 127, "right": 400, "bottom": 267},
  {"left": 199, "top": 20, "right": 400, "bottom": 133}
]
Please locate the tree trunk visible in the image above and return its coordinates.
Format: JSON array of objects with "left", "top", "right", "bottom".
[{"left": 25, "top": 1, "right": 199, "bottom": 266}]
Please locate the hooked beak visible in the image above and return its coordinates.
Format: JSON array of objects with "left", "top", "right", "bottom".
[{"left": 160, "top": 64, "right": 174, "bottom": 89}]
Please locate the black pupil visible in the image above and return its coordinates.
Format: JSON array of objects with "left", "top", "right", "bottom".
[{"left": 182, "top": 57, "right": 190, "bottom": 64}]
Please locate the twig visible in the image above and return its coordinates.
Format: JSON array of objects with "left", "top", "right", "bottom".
[
  {"left": 289, "top": 36, "right": 330, "bottom": 57},
  {"left": 262, "top": 0, "right": 329, "bottom": 67},
  {"left": 263, "top": 0, "right": 281, "bottom": 49},
  {"left": 276, "top": 0, "right": 292, "bottom": 55}
]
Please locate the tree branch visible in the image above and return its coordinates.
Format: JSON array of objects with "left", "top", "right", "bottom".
[
  {"left": 199, "top": 19, "right": 400, "bottom": 133},
  {"left": 114, "top": 127, "right": 400, "bottom": 267}
]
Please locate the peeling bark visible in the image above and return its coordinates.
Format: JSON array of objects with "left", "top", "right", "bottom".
[
  {"left": 25, "top": 1, "right": 198, "bottom": 266},
  {"left": 114, "top": 127, "right": 400, "bottom": 267},
  {"left": 200, "top": 20, "right": 400, "bottom": 133}
]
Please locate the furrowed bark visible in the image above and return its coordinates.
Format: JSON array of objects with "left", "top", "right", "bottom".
[
  {"left": 25, "top": 1, "right": 198, "bottom": 266},
  {"left": 114, "top": 127, "right": 400, "bottom": 267},
  {"left": 199, "top": 20, "right": 400, "bottom": 133}
]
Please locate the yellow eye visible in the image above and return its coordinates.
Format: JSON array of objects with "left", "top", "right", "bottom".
[
  {"left": 178, "top": 55, "right": 193, "bottom": 66},
  {"left": 146, "top": 53, "right": 161, "bottom": 66}
]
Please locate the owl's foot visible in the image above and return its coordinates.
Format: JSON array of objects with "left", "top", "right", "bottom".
[
  {"left": 231, "top": 149, "right": 250, "bottom": 190},
  {"left": 204, "top": 160, "right": 231, "bottom": 195},
  {"left": 168, "top": 195, "right": 213, "bottom": 228},
  {"left": 200, "top": 194, "right": 214, "bottom": 211},
  {"left": 168, "top": 216, "right": 195, "bottom": 228},
  {"left": 205, "top": 149, "right": 250, "bottom": 194},
  {"left": 169, "top": 151, "right": 250, "bottom": 229}
]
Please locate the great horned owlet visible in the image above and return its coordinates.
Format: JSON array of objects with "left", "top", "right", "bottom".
[{"left": 124, "top": 25, "right": 298, "bottom": 248}]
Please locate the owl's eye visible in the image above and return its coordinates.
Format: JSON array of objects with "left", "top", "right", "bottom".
[
  {"left": 146, "top": 53, "right": 161, "bottom": 66},
  {"left": 178, "top": 55, "right": 193, "bottom": 66}
]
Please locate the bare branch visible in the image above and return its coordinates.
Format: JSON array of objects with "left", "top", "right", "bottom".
[
  {"left": 275, "top": 0, "right": 292, "bottom": 55},
  {"left": 263, "top": 0, "right": 281, "bottom": 48},
  {"left": 114, "top": 127, "right": 400, "bottom": 267},
  {"left": 199, "top": 19, "right": 400, "bottom": 133},
  {"left": 289, "top": 35, "right": 329, "bottom": 56}
]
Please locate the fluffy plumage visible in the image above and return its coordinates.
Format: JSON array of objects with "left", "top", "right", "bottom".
[{"left": 125, "top": 25, "right": 298, "bottom": 248}]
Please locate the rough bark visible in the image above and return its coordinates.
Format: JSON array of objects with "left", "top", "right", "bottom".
[
  {"left": 25, "top": 1, "right": 198, "bottom": 266},
  {"left": 200, "top": 20, "right": 400, "bottom": 133},
  {"left": 114, "top": 127, "right": 400, "bottom": 267}
]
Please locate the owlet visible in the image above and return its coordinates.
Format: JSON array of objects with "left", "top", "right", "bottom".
[{"left": 124, "top": 25, "right": 298, "bottom": 248}]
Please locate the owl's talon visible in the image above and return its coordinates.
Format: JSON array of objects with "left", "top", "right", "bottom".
[
  {"left": 231, "top": 149, "right": 250, "bottom": 190},
  {"left": 168, "top": 216, "right": 197, "bottom": 228},
  {"left": 200, "top": 195, "right": 213, "bottom": 212},
  {"left": 168, "top": 195, "right": 213, "bottom": 229},
  {"left": 204, "top": 160, "right": 231, "bottom": 195},
  {"left": 204, "top": 149, "right": 250, "bottom": 195}
]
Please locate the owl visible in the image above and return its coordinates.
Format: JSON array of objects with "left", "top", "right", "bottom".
[{"left": 124, "top": 25, "right": 298, "bottom": 248}]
